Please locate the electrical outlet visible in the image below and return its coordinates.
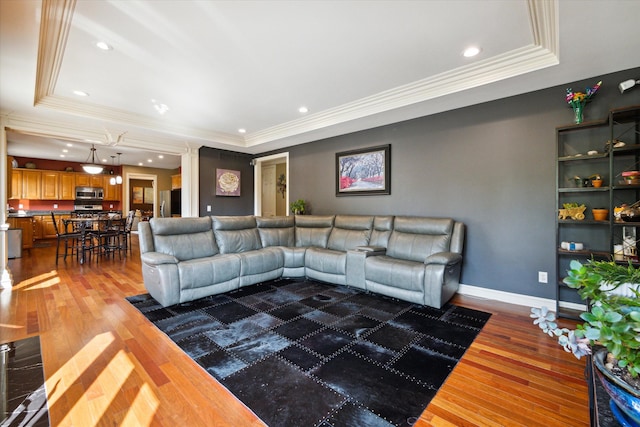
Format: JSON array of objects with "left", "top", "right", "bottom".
[
  {"left": 207, "top": 205, "right": 212, "bottom": 212},
  {"left": 53, "top": 203, "right": 58, "bottom": 209},
  {"left": 18, "top": 203, "right": 23, "bottom": 209},
  {"left": 110, "top": 204, "right": 113, "bottom": 209},
  {"left": 538, "top": 271, "right": 548, "bottom": 284}
]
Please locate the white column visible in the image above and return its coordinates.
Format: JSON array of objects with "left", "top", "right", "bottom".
[
  {"left": 0, "top": 118, "right": 13, "bottom": 289},
  {"left": 180, "top": 148, "right": 199, "bottom": 217}
]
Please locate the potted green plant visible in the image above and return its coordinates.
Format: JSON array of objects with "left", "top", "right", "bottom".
[
  {"left": 531, "top": 259, "right": 640, "bottom": 423},
  {"left": 290, "top": 199, "right": 306, "bottom": 215}
]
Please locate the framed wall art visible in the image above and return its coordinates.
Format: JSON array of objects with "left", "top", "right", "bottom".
[
  {"left": 216, "top": 169, "right": 241, "bottom": 196},
  {"left": 336, "top": 144, "right": 390, "bottom": 196},
  {"left": 144, "top": 187, "right": 154, "bottom": 204},
  {"left": 132, "top": 186, "right": 143, "bottom": 204}
]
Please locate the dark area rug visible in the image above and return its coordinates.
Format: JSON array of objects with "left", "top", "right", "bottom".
[
  {"left": 1, "top": 336, "right": 50, "bottom": 427},
  {"left": 127, "top": 279, "right": 490, "bottom": 426}
]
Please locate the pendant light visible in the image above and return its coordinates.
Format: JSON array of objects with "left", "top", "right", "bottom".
[
  {"left": 109, "top": 156, "right": 117, "bottom": 185},
  {"left": 81, "top": 144, "right": 104, "bottom": 174},
  {"left": 115, "top": 152, "right": 123, "bottom": 184}
]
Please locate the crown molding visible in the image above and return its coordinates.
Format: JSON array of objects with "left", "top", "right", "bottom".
[
  {"left": 34, "top": 0, "right": 559, "bottom": 151},
  {"left": 3, "top": 113, "right": 198, "bottom": 156},
  {"left": 245, "top": 0, "right": 559, "bottom": 147}
]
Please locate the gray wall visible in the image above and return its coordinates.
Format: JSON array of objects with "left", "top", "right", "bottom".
[
  {"left": 199, "top": 148, "right": 254, "bottom": 215},
  {"left": 281, "top": 67, "right": 640, "bottom": 299}
]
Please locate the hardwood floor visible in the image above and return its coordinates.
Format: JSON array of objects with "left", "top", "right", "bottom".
[{"left": 1, "top": 237, "right": 589, "bottom": 426}]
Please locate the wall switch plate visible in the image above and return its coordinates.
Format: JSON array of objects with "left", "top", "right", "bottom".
[
  {"left": 207, "top": 205, "right": 212, "bottom": 212},
  {"left": 538, "top": 271, "right": 548, "bottom": 284},
  {"left": 109, "top": 204, "right": 113, "bottom": 209}
]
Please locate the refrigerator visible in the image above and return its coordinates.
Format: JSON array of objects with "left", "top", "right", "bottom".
[{"left": 159, "top": 189, "right": 181, "bottom": 217}]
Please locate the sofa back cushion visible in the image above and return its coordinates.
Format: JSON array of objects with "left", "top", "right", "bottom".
[
  {"left": 150, "top": 217, "right": 218, "bottom": 261},
  {"left": 369, "top": 216, "right": 394, "bottom": 248},
  {"left": 327, "top": 215, "right": 374, "bottom": 251},
  {"left": 294, "top": 215, "right": 335, "bottom": 248},
  {"left": 256, "top": 216, "right": 295, "bottom": 247},
  {"left": 212, "top": 216, "right": 262, "bottom": 254},
  {"left": 387, "top": 216, "right": 454, "bottom": 262}
]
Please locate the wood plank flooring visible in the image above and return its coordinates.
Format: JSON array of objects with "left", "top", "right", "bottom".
[{"left": 1, "top": 237, "right": 589, "bottom": 426}]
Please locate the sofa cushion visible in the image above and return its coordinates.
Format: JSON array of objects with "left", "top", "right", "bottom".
[
  {"left": 212, "top": 216, "right": 262, "bottom": 254},
  {"left": 256, "top": 216, "right": 295, "bottom": 247},
  {"left": 327, "top": 215, "right": 373, "bottom": 251},
  {"left": 386, "top": 217, "right": 453, "bottom": 262},
  {"left": 178, "top": 254, "right": 241, "bottom": 290},
  {"left": 305, "top": 248, "right": 347, "bottom": 275},
  {"left": 150, "top": 217, "right": 219, "bottom": 261},
  {"left": 369, "top": 216, "right": 394, "bottom": 248},
  {"left": 294, "top": 215, "right": 335, "bottom": 248},
  {"left": 365, "top": 255, "right": 425, "bottom": 292}
]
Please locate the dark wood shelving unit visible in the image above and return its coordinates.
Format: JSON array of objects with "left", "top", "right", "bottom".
[{"left": 555, "top": 105, "right": 640, "bottom": 320}]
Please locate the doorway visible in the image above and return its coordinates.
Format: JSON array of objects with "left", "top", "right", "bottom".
[
  {"left": 253, "top": 152, "right": 289, "bottom": 216},
  {"left": 125, "top": 172, "right": 157, "bottom": 220}
]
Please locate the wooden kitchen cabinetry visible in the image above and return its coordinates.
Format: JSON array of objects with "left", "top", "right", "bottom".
[
  {"left": 171, "top": 174, "right": 181, "bottom": 189},
  {"left": 10, "top": 170, "right": 22, "bottom": 199},
  {"left": 41, "top": 171, "right": 60, "bottom": 200},
  {"left": 7, "top": 217, "right": 35, "bottom": 250},
  {"left": 104, "top": 180, "right": 121, "bottom": 201},
  {"left": 59, "top": 172, "right": 76, "bottom": 200},
  {"left": 21, "top": 170, "right": 42, "bottom": 199},
  {"left": 76, "top": 174, "right": 104, "bottom": 188},
  {"left": 33, "top": 214, "right": 70, "bottom": 239}
]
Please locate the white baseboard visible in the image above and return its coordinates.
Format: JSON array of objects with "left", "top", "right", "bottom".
[{"left": 457, "top": 283, "right": 586, "bottom": 311}]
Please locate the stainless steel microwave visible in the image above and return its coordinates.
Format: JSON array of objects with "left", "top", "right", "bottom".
[{"left": 75, "top": 186, "right": 104, "bottom": 200}]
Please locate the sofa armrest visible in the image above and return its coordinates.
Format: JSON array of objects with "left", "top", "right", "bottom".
[
  {"left": 355, "top": 246, "right": 386, "bottom": 255},
  {"left": 141, "top": 252, "right": 179, "bottom": 266},
  {"left": 424, "top": 252, "right": 462, "bottom": 266}
]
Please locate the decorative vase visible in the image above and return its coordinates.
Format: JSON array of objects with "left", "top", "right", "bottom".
[
  {"left": 574, "top": 103, "right": 584, "bottom": 124},
  {"left": 593, "top": 348, "right": 640, "bottom": 426}
]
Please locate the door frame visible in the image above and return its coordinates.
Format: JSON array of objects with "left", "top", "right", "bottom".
[
  {"left": 253, "top": 152, "right": 289, "bottom": 216},
  {"left": 124, "top": 172, "right": 158, "bottom": 216}
]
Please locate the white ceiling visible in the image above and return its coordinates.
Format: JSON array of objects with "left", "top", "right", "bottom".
[{"left": 1, "top": 0, "right": 639, "bottom": 170}]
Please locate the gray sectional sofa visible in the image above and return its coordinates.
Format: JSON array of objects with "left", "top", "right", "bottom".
[{"left": 138, "top": 214, "right": 464, "bottom": 309}]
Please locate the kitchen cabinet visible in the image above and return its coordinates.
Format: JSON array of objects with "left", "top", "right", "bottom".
[
  {"left": 41, "top": 171, "right": 60, "bottom": 200},
  {"left": 10, "top": 170, "right": 21, "bottom": 199},
  {"left": 104, "top": 179, "right": 121, "bottom": 201},
  {"left": 22, "top": 170, "right": 41, "bottom": 199},
  {"left": 8, "top": 217, "right": 35, "bottom": 250},
  {"left": 59, "top": 173, "right": 75, "bottom": 200},
  {"left": 33, "top": 214, "right": 69, "bottom": 239},
  {"left": 76, "top": 173, "right": 104, "bottom": 188},
  {"left": 172, "top": 174, "right": 181, "bottom": 189}
]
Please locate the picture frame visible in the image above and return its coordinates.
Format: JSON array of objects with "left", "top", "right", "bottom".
[
  {"left": 132, "top": 186, "right": 143, "bottom": 204},
  {"left": 216, "top": 169, "right": 241, "bottom": 196},
  {"left": 144, "top": 187, "right": 154, "bottom": 204},
  {"left": 336, "top": 144, "right": 390, "bottom": 196}
]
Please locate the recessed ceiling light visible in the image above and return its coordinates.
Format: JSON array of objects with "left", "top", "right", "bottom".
[
  {"left": 73, "top": 90, "right": 89, "bottom": 97},
  {"left": 463, "top": 46, "right": 481, "bottom": 58},
  {"left": 158, "top": 154, "right": 164, "bottom": 159},
  {"left": 62, "top": 149, "right": 68, "bottom": 153},
  {"left": 66, "top": 143, "right": 73, "bottom": 147},
  {"left": 238, "top": 128, "right": 247, "bottom": 134},
  {"left": 147, "top": 159, "right": 152, "bottom": 163},
  {"left": 60, "top": 154, "right": 65, "bottom": 158},
  {"left": 138, "top": 162, "right": 143, "bottom": 166},
  {"left": 96, "top": 41, "right": 112, "bottom": 51},
  {"left": 298, "top": 106, "right": 309, "bottom": 113}
]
